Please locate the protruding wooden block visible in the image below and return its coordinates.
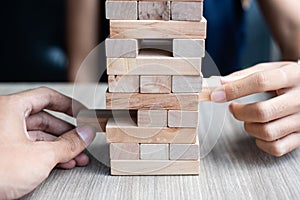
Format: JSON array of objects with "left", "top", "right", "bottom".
[
  {"left": 111, "top": 160, "right": 200, "bottom": 175},
  {"left": 171, "top": 2, "right": 203, "bottom": 21},
  {"left": 172, "top": 75, "right": 203, "bottom": 93},
  {"left": 106, "top": 1, "right": 138, "bottom": 20},
  {"left": 108, "top": 75, "right": 139, "bottom": 93},
  {"left": 173, "top": 39, "right": 205, "bottom": 58},
  {"left": 139, "top": 1, "right": 170, "bottom": 20},
  {"left": 105, "top": 39, "right": 139, "bottom": 58},
  {"left": 140, "top": 144, "right": 169, "bottom": 160},
  {"left": 110, "top": 18, "right": 207, "bottom": 39},
  {"left": 140, "top": 76, "right": 171, "bottom": 94},
  {"left": 138, "top": 110, "right": 167, "bottom": 127},
  {"left": 168, "top": 110, "right": 198, "bottom": 128},
  {"left": 106, "top": 118, "right": 197, "bottom": 144},
  {"left": 106, "top": 92, "right": 199, "bottom": 111},
  {"left": 170, "top": 138, "right": 199, "bottom": 160},
  {"left": 110, "top": 143, "right": 139, "bottom": 160}
]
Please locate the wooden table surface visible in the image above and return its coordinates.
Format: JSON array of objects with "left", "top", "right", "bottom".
[{"left": 1, "top": 83, "right": 299, "bottom": 200}]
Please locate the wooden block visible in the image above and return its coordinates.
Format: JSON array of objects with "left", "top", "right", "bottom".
[
  {"left": 105, "top": 1, "right": 137, "bottom": 20},
  {"left": 172, "top": 75, "right": 203, "bottom": 93},
  {"left": 76, "top": 109, "right": 137, "bottom": 132},
  {"left": 108, "top": 75, "right": 139, "bottom": 93},
  {"left": 106, "top": 92, "right": 199, "bottom": 111},
  {"left": 110, "top": 160, "right": 200, "bottom": 175},
  {"left": 110, "top": 143, "right": 139, "bottom": 160},
  {"left": 105, "top": 39, "right": 139, "bottom": 58},
  {"left": 138, "top": 110, "right": 167, "bottom": 127},
  {"left": 168, "top": 110, "right": 198, "bottom": 128},
  {"left": 107, "top": 0, "right": 203, "bottom": 2},
  {"left": 140, "top": 76, "right": 171, "bottom": 94},
  {"left": 139, "top": 1, "right": 170, "bottom": 20},
  {"left": 140, "top": 144, "right": 169, "bottom": 160},
  {"left": 106, "top": 118, "right": 197, "bottom": 144},
  {"left": 110, "top": 18, "right": 207, "bottom": 39},
  {"left": 170, "top": 138, "right": 199, "bottom": 160},
  {"left": 173, "top": 39, "right": 205, "bottom": 58},
  {"left": 107, "top": 50, "right": 202, "bottom": 76},
  {"left": 171, "top": 2, "right": 203, "bottom": 21}
]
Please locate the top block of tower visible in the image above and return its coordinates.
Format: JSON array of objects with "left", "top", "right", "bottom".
[{"left": 105, "top": 0, "right": 206, "bottom": 39}]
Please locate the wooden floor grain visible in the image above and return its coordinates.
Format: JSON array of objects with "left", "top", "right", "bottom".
[{"left": 1, "top": 84, "right": 299, "bottom": 200}]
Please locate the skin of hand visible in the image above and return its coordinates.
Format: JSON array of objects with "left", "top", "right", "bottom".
[
  {"left": 0, "top": 87, "right": 96, "bottom": 199},
  {"left": 211, "top": 62, "right": 300, "bottom": 157}
]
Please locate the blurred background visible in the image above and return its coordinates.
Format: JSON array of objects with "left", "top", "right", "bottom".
[{"left": 0, "top": 0, "right": 280, "bottom": 82}]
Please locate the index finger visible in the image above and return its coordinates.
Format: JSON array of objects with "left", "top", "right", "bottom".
[
  {"left": 8, "top": 87, "right": 85, "bottom": 117},
  {"left": 211, "top": 63, "right": 300, "bottom": 102}
]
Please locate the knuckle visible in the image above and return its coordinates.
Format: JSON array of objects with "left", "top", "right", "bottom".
[
  {"left": 226, "top": 84, "right": 242, "bottom": 99},
  {"left": 260, "top": 123, "right": 276, "bottom": 141},
  {"left": 37, "top": 112, "right": 50, "bottom": 130},
  {"left": 253, "top": 72, "right": 268, "bottom": 90},
  {"left": 254, "top": 103, "right": 271, "bottom": 122},
  {"left": 58, "top": 134, "right": 82, "bottom": 154},
  {"left": 269, "top": 141, "right": 286, "bottom": 157}
]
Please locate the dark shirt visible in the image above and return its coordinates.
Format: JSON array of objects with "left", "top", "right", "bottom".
[{"left": 204, "top": 0, "right": 246, "bottom": 75}]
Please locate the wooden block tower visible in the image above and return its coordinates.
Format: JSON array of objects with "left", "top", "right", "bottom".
[{"left": 105, "top": 0, "right": 206, "bottom": 175}]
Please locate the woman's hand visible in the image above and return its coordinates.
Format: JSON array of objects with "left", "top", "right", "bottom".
[
  {"left": 211, "top": 62, "right": 300, "bottom": 156},
  {"left": 0, "top": 87, "right": 96, "bottom": 199}
]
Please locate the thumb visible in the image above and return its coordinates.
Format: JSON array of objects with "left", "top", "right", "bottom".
[{"left": 53, "top": 126, "right": 96, "bottom": 164}]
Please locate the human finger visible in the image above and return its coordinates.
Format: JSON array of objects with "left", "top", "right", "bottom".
[
  {"left": 244, "top": 113, "right": 300, "bottom": 141},
  {"left": 256, "top": 132, "right": 300, "bottom": 157},
  {"left": 9, "top": 87, "right": 85, "bottom": 118},
  {"left": 56, "top": 153, "right": 90, "bottom": 169},
  {"left": 211, "top": 63, "right": 300, "bottom": 102},
  {"left": 26, "top": 111, "right": 74, "bottom": 136},
  {"left": 221, "top": 62, "right": 293, "bottom": 83},
  {"left": 229, "top": 93, "right": 300, "bottom": 122},
  {"left": 28, "top": 131, "right": 57, "bottom": 141},
  {"left": 51, "top": 126, "right": 96, "bottom": 164},
  {"left": 56, "top": 160, "right": 77, "bottom": 169}
]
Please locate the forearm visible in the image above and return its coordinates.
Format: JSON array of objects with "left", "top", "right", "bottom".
[
  {"left": 257, "top": 0, "right": 300, "bottom": 60},
  {"left": 66, "top": 0, "right": 99, "bottom": 82}
]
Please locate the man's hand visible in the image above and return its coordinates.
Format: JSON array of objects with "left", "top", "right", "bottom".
[
  {"left": 0, "top": 87, "right": 96, "bottom": 199},
  {"left": 211, "top": 62, "right": 300, "bottom": 156}
]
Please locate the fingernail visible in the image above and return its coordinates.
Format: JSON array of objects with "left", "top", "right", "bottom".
[
  {"left": 211, "top": 88, "right": 227, "bottom": 103},
  {"left": 76, "top": 125, "right": 96, "bottom": 146}
]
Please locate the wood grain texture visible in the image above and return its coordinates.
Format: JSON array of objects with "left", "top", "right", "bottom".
[
  {"left": 172, "top": 75, "right": 203, "bottom": 93},
  {"left": 168, "top": 110, "right": 199, "bottom": 128},
  {"left": 106, "top": 1, "right": 138, "bottom": 20},
  {"left": 111, "top": 160, "right": 200, "bottom": 175},
  {"left": 106, "top": 118, "right": 197, "bottom": 144},
  {"left": 173, "top": 39, "right": 205, "bottom": 58},
  {"left": 139, "top": 1, "right": 170, "bottom": 20},
  {"left": 106, "top": 92, "right": 199, "bottom": 111},
  {"left": 107, "top": 0, "right": 203, "bottom": 1},
  {"left": 171, "top": 2, "right": 203, "bottom": 21},
  {"left": 140, "top": 144, "right": 169, "bottom": 160},
  {"left": 105, "top": 39, "right": 139, "bottom": 58},
  {"left": 140, "top": 76, "right": 171, "bottom": 94},
  {"left": 110, "top": 143, "right": 139, "bottom": 160},
  {"left": 108, "top": 75, "right": 139, "bottom": 93},
  {"left": 8, "top": 84, "right": 300, "bottom": 200},
  {"left": 138, "top": 110, "right": 167, "bottom": 127},
  {"left": 76, "top": 109, "right": 137, "bottom": 132},
  {"left": 110, "top": 18, "right": 207, "bottom": 39},
  {"left": 107, "top": 56, "right": 202, "bottom": 75},
  {"left": 170, "top": 139, "right": 199, "bottom": 160}
]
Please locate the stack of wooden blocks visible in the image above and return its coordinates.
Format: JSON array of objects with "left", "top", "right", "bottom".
[{"left": 105, "top": 0, "right": 206, "bottom": 175}]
